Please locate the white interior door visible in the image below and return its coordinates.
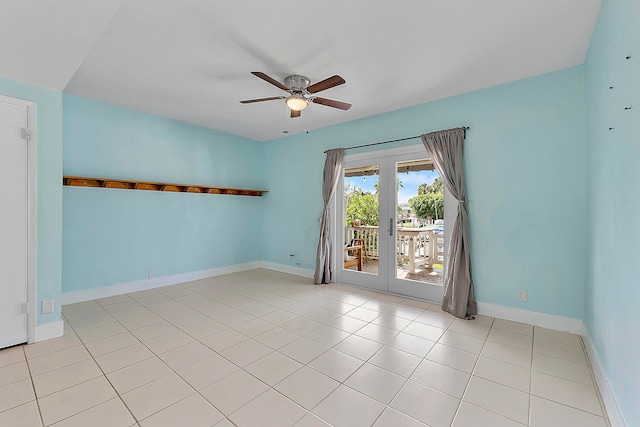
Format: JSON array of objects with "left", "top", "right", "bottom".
[
  {"left": 336, "top": 145, "right": 449, "bottom": 303},
  {"left": 0, "top": 99, "right": 30, "bottom": 349}
]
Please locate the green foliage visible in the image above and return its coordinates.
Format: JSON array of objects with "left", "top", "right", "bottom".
[
  {"left": 345, "top": 184, "right": 379, "bottom": 226},
  {"left": 408, "top": 192, "right": 444, "bottom": 219},
  {"left": 418, "top": 177, "right": 444, "bottom": 194}
]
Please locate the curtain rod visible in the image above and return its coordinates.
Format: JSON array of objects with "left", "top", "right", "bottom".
[{"left": 324, "top": 126, "right": 470, "bottom": 153}]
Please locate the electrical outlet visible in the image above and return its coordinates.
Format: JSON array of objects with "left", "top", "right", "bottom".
[
  {"left": 42, "top": 299, "right": 54, "bottom": 314},
  {"left": 148, "top": 269, "right": 154, "bottom": 278},
  {"left": 518, "top": 290, "right": 528, "bottom": 302}
]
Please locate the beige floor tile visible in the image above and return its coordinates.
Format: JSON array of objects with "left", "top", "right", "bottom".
[
  {"left": 532, "top": 352, "right": 593, "bottom": 385},
  {"left": 492, "top": 319, "right": 533, "bottom": 336},
  {"left": 355, "top": 323, "right": 399, "bottom": 345},
  {"left": 75, "top": 322, "right": 126, "bottom": 342},
  {"left": 219, "top": 339, "right": 273, "bottom": 367},
  {"left": 139, "top": 394, "right": 224, "bottom": 427},
  {"left": 244, "top": 352, "right": 302, "bottom": 386},
  {"left": 229, "top": 389, "right": 306, "bottom": 427},
  {"left": 534, "top": 327, "right": 582, "bottom": 347},
  {"left": 23, "top": 334, "right": 81, "bottom": 359},
  {"left": 312, "top": 385, "right": 386, "bottom": 427},
  {"left": 345, "top": 306, "right": 380, "bottom": 322},
  {"left": 232, "top": 318, "right": 276, "bottom": 337},
  {"left": 254, "top": 327, "right": 300, "bottom": 349},
  {"left": 448, "top": 320, "right": 491, "bottom": 340},
  {"left": 107, "top": 357, "right": 173, "bottom": 394},
  {"left": 167, "top": 311, "right": 209, "bottom": 329},
  {"left": 0, "top": 360, "right": 30, "bottom": 387},
  {"left": 121, "top": 373, "right": 194, "bottom": 421},
  {"left": 94, "top": 343, "right": 154, "bottom": 373},
  {"left": 438, "top": 330, "right": 485, "bottom": 354},
  {"left": 425, "top": 343, "right": 478, "bottom": 374},
  {"left": 371, "top": 313, "right": 412, "bottom": 331},
  {"left": 368, "top": 346, "right": 422, "bottom": 378},
  {"left": 275, "top": 367, "right": 340, "bottom": 410},
  {"left": 38, "top": 376, "right": 117, "bottom": 426},
  {"left": 410, "top": 359, "right": 470, "bottom": 398},
  {"left": 327, "top": 315, "right": 368, "bottom": 333},
  {"left": 533, "top": 338, "right": 587, "bottom": 364},
  {"left": 0, "top": 345, "right": 25, "bottom": 368},
  {"left": 176, "top": 353, "right": 238, "bottom": 390},
  {"left": 413, "top": 311, "right": 455, "bottom": 329},
  {"left": 402, "top": 321, "right": 446, "bottom": 342},
  {"left": 334, "top": 334, "right": 384, "bottom": 361},
  {"left": 0, "top": 378, "right": 35, "bottom": 413},
  {"left": 143, "top": 331, "right": 194, "bottom": 355},
  {"left": 0, "top": 400, "right": 42, "bottom": 427},
  {"left": 481, "top": 340, "right": 532, "bottom": 369},
  {"left": 28, "top": 345, "right": 91, "bottom": 376},
  {"left": 200, "top": 370, "right": 269, "bottom": 415},
  {"left": 199, "top": 328, "right": 247, "bottom": 352},
  {"left": 452, "top": 401, "right": 526, "bottom": 427},
  {"left": 345, "top": 363, "right": 407, "bottom": 404},
  {"left": 305, "top": 324, "right": 350, "bottom": 347},
  {"left": 260, "top": 309, "right": 300, "bottom": 326},
  {"left": 373, "top": 407, "right": 428, "bottom": 426},
  {"left": 119, "top": 313, "right": 164, "bottom": 330},
  {"left": 390, "top": 380, "right": 459, "bottom": 427},
  {"left": 463, "top": 376, "right": 529, "bottom": 424},
  {"left": 531, "top": 371, "right": 602, "bottom": 415},
  {"left": 83, "top": 332, "right": 139, "bottom": 357},
  {"left": 157, "top": 341, "right": 213, "bottom": 371},
  {"left": 129, "top": 321, "right": 179, "bottom": 341},
  {"left": 473, "top": 356, "right": 531, "bottom": 392},
  {"left": 530, "top": 395, "right": 608, "bottom": 427},
  {"left": 487, "top": 328, "right": 533, "bottom": 351},
  {"left": 32, "top": 359, "right": 102, "bottom": 397},
  {"left": 294, "top": 413, "right": 331, "bottom": 426},
  {"left": 180, "top": 319, "right": 226, "bottom": 339},
  {"left": 50, "top": 397, "right": 135, "bottom": 427},
  {"left": 386, "top": 332, "right": 435, "bottom": 357},
  {"left": 308, "top": 348, "right": 364, "bottom": 382}
]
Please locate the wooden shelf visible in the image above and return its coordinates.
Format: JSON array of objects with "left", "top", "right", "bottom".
[{"left": 63, "top": 176, "right": 267, "bottom": 197}]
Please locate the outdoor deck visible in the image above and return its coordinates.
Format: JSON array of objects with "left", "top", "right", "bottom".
[{"left": 345, "top": 258, "right": 444, "bottom": 285}]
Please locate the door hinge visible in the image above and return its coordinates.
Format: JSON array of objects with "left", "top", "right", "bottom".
[
  {"left": 26, "top": 302, "right": 30, "bottom": 315},
  {"left": 21, "top": 127, "right": 31, "bottom": 141}
]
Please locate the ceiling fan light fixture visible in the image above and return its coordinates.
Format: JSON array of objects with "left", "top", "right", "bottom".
[{"left": 286, "top": 94, "right": 308, "bottom": 111}]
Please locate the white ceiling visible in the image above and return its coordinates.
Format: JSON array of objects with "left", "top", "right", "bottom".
[{"left": 1, "top": 0, "right": 601, "bottom": 141}]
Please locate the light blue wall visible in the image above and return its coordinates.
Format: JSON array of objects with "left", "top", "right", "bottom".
[
  {"left": 264, "top": 66, "right": 586, "bottom": 319},
  {"left": 584, "top": 0, "right": 639, "bottom": 424},
  {"left": 62, "top": 95, "right": 266, "bottom": 293},
  {"left": 0, "top": 77, "right": 63, "bottom": 326}
]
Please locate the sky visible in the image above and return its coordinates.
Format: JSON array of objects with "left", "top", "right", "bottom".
[{"left": 345, "top": 169, "right": 440, "bottom": 204}]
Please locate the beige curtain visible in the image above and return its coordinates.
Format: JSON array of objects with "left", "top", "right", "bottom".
[
  {"left": 314, "top": 149, "right": 345, "bottom": 284},
  {"left": 421, "top": 128, "right": 476, "bottom": 318}
]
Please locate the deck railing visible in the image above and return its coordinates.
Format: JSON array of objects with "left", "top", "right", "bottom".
[{"left": 345, "top": 225, "right": 445, "bottom": 273}]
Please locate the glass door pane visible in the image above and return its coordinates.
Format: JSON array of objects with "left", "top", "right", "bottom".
[
  {"left": 395, "top": 159, "right": 444, "bottom": 286},
  {"left": 343, "top": 164, "right": 379, "bottom": 276}
]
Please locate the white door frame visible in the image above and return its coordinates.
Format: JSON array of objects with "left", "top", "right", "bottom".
[
  {"left": 333, "top": 143, "right": 450, "bottom": 303},
  {"left": 1, "top": 94, "right": 37, "bottom": 344}
]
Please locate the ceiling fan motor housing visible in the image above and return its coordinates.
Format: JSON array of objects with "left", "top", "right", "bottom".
[{"left": 284, "top": 75, "right": 310, "bottom": 92}]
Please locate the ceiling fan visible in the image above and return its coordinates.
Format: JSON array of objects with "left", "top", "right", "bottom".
[{"left": 240, "top": 72, "right": 352, "bottom": 118}]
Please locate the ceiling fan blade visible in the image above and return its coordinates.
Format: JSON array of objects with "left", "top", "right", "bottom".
[
  {"left": 290, "top": 109, "right": 301, "bottom": 118},
  {"left": 312, "top": 97, "right": 352, "bottom": 110},
  {"left": 239, "top": 96, "right": 285, "bottom": 104},
  {"left": 251, "top": 72, "right": 290, "bottom": 91},
  {"left": 307, "top": 75, "right": 346, "bottom": 93}
]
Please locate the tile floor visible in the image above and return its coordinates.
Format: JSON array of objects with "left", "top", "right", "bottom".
[{"left": 0, "top": 269, "right": 610, "bottom": 426}]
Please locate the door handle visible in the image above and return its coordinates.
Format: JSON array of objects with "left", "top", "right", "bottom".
[{"left": 388, "top": 218, "right": 394, "bottom": 236}]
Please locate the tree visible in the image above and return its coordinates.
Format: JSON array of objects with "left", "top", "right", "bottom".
[
  {"left": 345, "top": 191, "right": 379, "bottom": 226},
  {"left": 426, "top": 177, "right": 444, "bottom": 194},
  {"left": 408, "top": 192, "right": 444, "bottom": 220}
]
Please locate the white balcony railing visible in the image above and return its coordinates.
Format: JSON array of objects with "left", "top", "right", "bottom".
[{"left": 345, "top": 225, "right": 444, "bottom": 273}]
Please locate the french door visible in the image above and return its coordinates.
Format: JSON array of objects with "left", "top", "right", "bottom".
[{"left": 335, "top": 145, "right": 452, "bottom": 303}]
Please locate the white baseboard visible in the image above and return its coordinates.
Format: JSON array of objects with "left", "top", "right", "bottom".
[
  {"left": 476, "top": 302, "right": 584, "bottom": 334},
  {"left": 582, "top": 326, "right": 626, "bottom": 427},
  {"left": 33, "top": 320, "right": 64, "bottom": 343},
  {"left": 61, "top": 261, "right": 264, "bottom": 305},
  {"left": 259, "top": 261, "right": 314, "bottom": 279}
]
